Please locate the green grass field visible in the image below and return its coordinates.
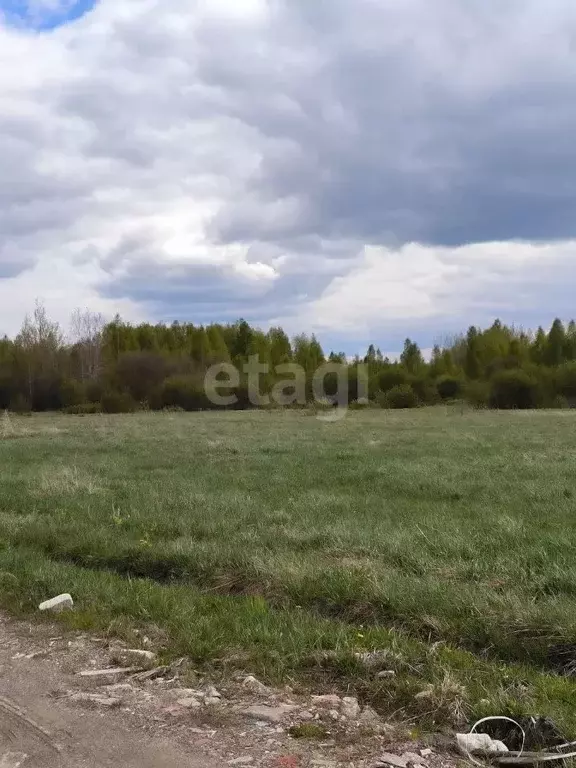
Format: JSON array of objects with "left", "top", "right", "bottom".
[{"left": 1, "top": 408, "right": 576, "bottom": 732}]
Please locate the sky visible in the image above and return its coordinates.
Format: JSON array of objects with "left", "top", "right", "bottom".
[{"left": 1, "top": 0, "right": 576, "bottom": 354}]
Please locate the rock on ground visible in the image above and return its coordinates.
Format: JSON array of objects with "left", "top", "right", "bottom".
[{"left": 38, "top": 594, "right": 74, "bottom": 613}]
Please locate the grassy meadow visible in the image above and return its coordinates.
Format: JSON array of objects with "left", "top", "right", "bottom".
[{"left": 1, "top": 408, "right": 576, "bottom": 732}]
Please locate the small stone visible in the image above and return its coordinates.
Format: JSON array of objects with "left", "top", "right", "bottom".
[
  {"left": 375, "top": 753, "right": 409, "bottom": 768},
  {"left": 131, "top": 666, "right": 168, "bottom": 682},
  {"left": 104, "top": 683, "right": 134, "bottom": 694},
  {"left": 340, "top": 696, "right": 360, "bottom": 719},
  {"left": 355, "top": 650, "right": 391, "bottom": 669},
  {"left": 26, "top": 650, "right": 49, "bottom": 660},
  {"left": 169, "top": 688, "right": 204, "bottom": 700},
  {"left": 38, "top": 594, "right": 73, "bottom": 613},
  {"left": 243, "top": 675, "right": 269, "bottom": 694},
  {"left": 205, "top": 685, "right": 222, "bottom": 699},
  {"left": 403, "top": 752, "right": 425, "bottom": 766},
  {"left": 77, "top": 668, "right": 136, "bottom": 685},
  {"left": 0, "top": 752, "right": 28, "bottom": 768},
  {"left": 359, "top": 705, "right": 381, "bottom": 726},
  {"left": 311, "top": 694, "right": 341, "bottom": 708},
  {"left": 377, "top": 670, "right": 396, "bottom": 679},
  {"left": 204, "top": 695, "right": 223, "bottom": 706},
  {"left": 299, "top": 711, "right": 314, "bottom": 720},
  {"left": 328, "top": 710, "right": 340, "bottom": 721},
  {"left": 71, "top": 692, "right": 122, "bottom": 708},
  {"left": 177, "top": 697, "right": 202, "bottom": 709},
  {"left": 228, "top": 759, "right": 254, "bottom": 766},
  {"left": 419, "top": 749, "right": 433, "bottom": 758},
  {"left": 110, "top": 648, "right": 157, "bottom": 670},
  {"left": 242, "top": 705, "right": 298, "bottom": 724}
]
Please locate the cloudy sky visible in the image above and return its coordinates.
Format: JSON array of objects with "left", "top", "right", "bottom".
[{"left": 1, "top": 0, "right": 576, "bottom": 353}]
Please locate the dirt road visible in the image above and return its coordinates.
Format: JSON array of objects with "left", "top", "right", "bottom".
[
  {"left": 0, "top": 614, "right": 218, "bottom": 767},
  {"left": 0, "top": 611, "right": 458, "bottom": 768}
]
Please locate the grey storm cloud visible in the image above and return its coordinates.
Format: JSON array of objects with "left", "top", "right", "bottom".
[{"left": 2, "top": 0, "right": 576, "bottom": 344}]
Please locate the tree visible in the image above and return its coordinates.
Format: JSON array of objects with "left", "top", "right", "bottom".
[
  {"left": 70, "top": 308, "right": 105, "bottom": 380},
  {"left": 16, "top": 301, "right": 64, "bottom": 406},
  {"left": 268, "top": 327, "right": 292, "bottom": 366},
  {"left": 400, "top": 339, "right": 424, "bottom": 374},
  {"left": 545, "top": 319, "right": 566, "bottom": 367},
  {"left": 464, "top": 327, "right": 482, "bottom": 380},
  {"left": 206, "top": 325, "right": 231, "bottom": 363}
]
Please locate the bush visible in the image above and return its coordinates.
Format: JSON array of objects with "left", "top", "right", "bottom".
[
  {"left": 381, "top": 384, "right": 419, "bottom": 409},
  {"left": 101, "top": 391, "right": 137, "bottom": 414},
  {"left": 410, "top": 377, "right": 440, "bottom": 405},
  {"left": 86, "top": 380, "right": 104, "bottom": 404},
  {"left": 9, "top": 393, "right": 31, "bottom": 414},
  {"left": 556, "top": 362, "right": 576, "bottom": 401},
  {"left": 59, "top": 378, "right": 86, "bottom": 408},
  {"left": 115, "top": 352, "right": 169, "bottom": 402},
  {"left": 489, "top": 369, "right": 539, "bottom": 410},
  {"left": 464, "top": 380, "right": 490, "bottom": 409},
  {"left": 437, "top": 375, "right": 464, "bottom": 401},
  {"left": 378, "top": 367, "right": 409, "bottom": 393},
  {"left": 63, "top": 402, "right": 103, "bottom": 415},
  {"left": 161, "top": 376, "right": 211, "bottom": 411}
]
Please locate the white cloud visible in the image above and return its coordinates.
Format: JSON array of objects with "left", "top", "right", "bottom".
[
  {"left": 1, "top": 0, "right": 576, "bottom": 347},
  {"left": 296, "top": 240, "right": 576, "bottom": 338}
]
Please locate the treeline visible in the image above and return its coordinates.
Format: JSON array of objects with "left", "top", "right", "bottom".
[{"left": 2, "top": 303, "right": 576, "bottom": 412}]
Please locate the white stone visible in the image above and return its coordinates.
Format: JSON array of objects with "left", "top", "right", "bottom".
[
  {"left": 0, "top": 753, "right": 28, "bottom": 768},
  {"left": 204, "top": 695, "right": 223, "bottom": 706},
  {"left": 243, "top": 675, "right": 269, "bottom": 694},
  {"left": 177, "top": 697, "right": 202, "bottom": 709},
  {"left": 169, "top": 688, "right": 204, "bottom": 700},
  {"left": 419, "top": 749, "right": 433, "bottom": 758},
  {"left": 205, "top": 685, "right": 222, "bottom": 699},
  {"left": 104, "top": 683, "right": 135, "bottom": 694},
  {"left": 38, "top": 594, "right": 73, "bottom": 613},
  {"left": 340, "top": 696, "right": 360, "bottom": 719},
  {"left": 71, "top": 692, "right": 121, "bottom": 708},
  {"left": 312, "top": 694, "right": 341, "bottom": 708},
  {"left": 228, "top": 759, "right": 254, "bottom": 766},
  {"left": 375, "top": 753, "right": 410, "bottom": 768},
  {"left": 359, "top": 705, "right": 381, "bottom": 726},
  {"left": 77, "top": 667, "right": 136, "bottom": 685},
  {"left": 456, "top": 733, "right": 509, "bottom": 755},
  {"left": 241, "top": 705, "right": 297, "bottom": 724}
]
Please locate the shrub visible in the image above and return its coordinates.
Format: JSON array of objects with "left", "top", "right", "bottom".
[
  {"left": 115, "top": 352, "right": 168, "bottom": 402},
  {"left": 63, "top": 402, "right": 103, "bottom": 415},
  {"left": 556, "top": 362, "right": 576, "bottom": 401},
  {"left": 86, "top": 380, "right": 104, "bottom": 404},
  {"left": 489, "top": 369, "right": 539, "bottom": 410},
  {"left": 59, "top": 378, "right": 86, "bottom": 408},
  {"left": 437, "top": 375, "right": 464, "bottom": 401},
  {"left": 464, "top": 380, "right": 490, "bottom": 409},
  {"left": 161, "top": 376, "right": 211, "bottom": 411},
  {"left": 9, "top": 393, "right": 31, "bottom": 414},
  {"left": 101, "top": 391, "right": 137, "bottom": 414},
  {"left": 382, "top": 384, "right": 419, "bottom": 409},
  {"left": 31, "top": 373, "right": 67, "bottom": 411},
  {"left": 378, "top": 367, "right": 409, "bottom": 393},
  {"left": 410, "top": 377, "right": 440, "bottom": 405}
]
